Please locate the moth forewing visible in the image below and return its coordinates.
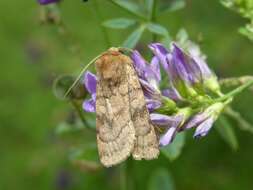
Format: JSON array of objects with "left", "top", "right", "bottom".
[
  {"left": 95, "top": 49, "right": 159, "bottom": 167},
  {"left": 95, "top": 50, "right": 136, "bottom": 167},
  {"left": 125, "top": 58, "right": 159, "bottom": 160}
]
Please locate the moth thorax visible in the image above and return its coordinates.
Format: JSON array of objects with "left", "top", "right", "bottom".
[{"left": 98, "top": 61, "right": 123, "bottom": 80}]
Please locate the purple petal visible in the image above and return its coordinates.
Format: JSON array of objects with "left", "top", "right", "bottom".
[
  {"left": 162, "top": 87, "right": 182, "bottom": 101},
  {"left": 197, "top": 60, "right": 213, "bottom": 79},
  {"left": 194, "top": 117, "right": 214, "bottom": 138},
  {"left": 84, "top": 71, "right": 97, "bottom": 94},
  {"left": 183, "top": 112, "right": 209, "bottom": 130},
  {"left": 82, "top": 99, "right": 96, "bottom": 113},
  {"left": 149, "top": 43, "right": 169, "bottom": 72},
  {"left": 131, "top": 50, "right": 147, "bottom": 79},
  {"left": 171, "top": 44, "right": 193, "bottom": 84},
  {"left": 187, "top": 42, "right": 213, "bottom": 79},
  {"left": 150, "top": 56, "right": 161, "bottom": 82},
  {"left": 158, "top": 114, "right": 184, "bottom": 146},
  {"left": 172, "top": 43, "right": 202, "bottom": 84},
  {"left": 159, "top": 127, "right": 177, "bottom": 146},
  {"left": 38, "top": 0, "right": 59, "bottom": 5},
  {"left": 150, "top": 113, "right": 177, "bottom": 126},
  {"left": 139, "top": 79, "right": 159, "bottom": 98},
  {"left": 165, "top": 54, "right": 181, "bottom": 85},
  {"left": 146, "top": 99, "right": 161, "bottom": 112}
]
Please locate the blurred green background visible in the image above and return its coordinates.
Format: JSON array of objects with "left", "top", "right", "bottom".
[{"left": 1, "top": 0, "right": 253, "bottom": 190}]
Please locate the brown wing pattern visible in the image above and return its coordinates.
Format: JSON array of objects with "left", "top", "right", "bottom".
[
  {"left": 125, "top": 59, "right": 159, "bottom": 160},
  {"left": 95, "top": 51, "right": 135, "bottom": 167},
  {"left": 95, "top": 49, "right": 159, "bottom": 167}
]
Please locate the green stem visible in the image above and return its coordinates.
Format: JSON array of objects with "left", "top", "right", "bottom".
[
  {"left": 71, "top": 100, "right": 94, "bottom": 131},
  {"left": 219, "top": 75, "right": 253, "bottom": 88},
  {"left": 107, "top": 0, "right": 146, "bottom": 20},
  {"left": 92, "top": 0, "right": 111, "bottom": 48},
  {"left": 150, "top": 0, "right": 158, "bottom": 42},
  {"left": 120, "top": 163, "right": 127, "bottom": 190},
  {"left": 216, "top": 79, "right": 253, "bottom": 102}
]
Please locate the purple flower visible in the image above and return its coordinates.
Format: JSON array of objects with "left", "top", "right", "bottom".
[
  {"left": 162, "top": 87, "right": 182, "bottom": 101},
  {"left": 149, "top": 43, "right": 192, "bottom": 96},
  {"left": 171, "top": 44, "right": 202, "bottom": 85},
  {"left": 82, "top": 71, "right": 97, "bottom": 113},
  {"left": 131, "top": 51, "right": 161, "bottom": 93},
  {"left": 131, "top": 50, "right": 147, "bottom": 79},
  {"left": 183, "top": 112, "right": 209, "bottom": 130},
  {"left": 150, "top": 113, "right": 184, "bottom": 146},
  {"left": 194, "top": 117, "right": 214, "bottom": 138},
  {"left": 148, "top": 43, "right": 170, "bottom": 72},
  {"left": 131, "top": 50, "right": 163, "bottom": 110},
  {"left": 38, "top": 0, "right": 60, "bottom": 5},
  {"left": 187, "top": 41, "right": 213, "bottom": 79},
  {"left": 183, "top": 102, "right": 225, "bottom": 138},
  {"left": 149, "top": 42, "right": 220, "bottom": 96},
  {"left": 146, "top": 99, "right": 162, "bottom": 112},
  {"left": 150, "top": 113, "right": 177, "bottom": 126},
  {"left": 80, "top": 42, "right": 224, "bottom": 147},
  {"left": 186, "top": 41, "right": 220, "bottom": 92}
]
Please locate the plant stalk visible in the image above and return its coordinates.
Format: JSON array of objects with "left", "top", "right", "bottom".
[
  {"left": 216, "top": 79, "right": 253, "bottom": 102},
  {"left": 150, "top": 0, "right": 158, "bottom": 42},
  {"left": 107, "top": 0, "right": 146, "bottom": 20},
  {"left": 120, "top": 162, "right": 127, "bottom": 190},
  {"left": 92, "top": 0, "right": 111, "bottom": 47},
  {"left": 71, "top": 100, "right": 94, "bottom": 131}
]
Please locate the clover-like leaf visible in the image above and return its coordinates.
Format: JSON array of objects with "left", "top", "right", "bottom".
[
  {"left": 110, "top": 0, "right": 145, "bottom": 18},
  {"left": 145, "top": 0, "right": 154, "bottom": 17},
  {"left": 123, "top": 25, "right": 146, "bottom": 48},
  {"left": 147, "top": 23, "right": 169, "bottom": 37},
  {"left": 160, "top": 0, "right": 185, "bottom": 13},
  {"left": 102, "top": 18, "right": 136, "bottom": 29}
]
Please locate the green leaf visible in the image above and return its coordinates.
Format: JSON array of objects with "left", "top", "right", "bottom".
[
  {"left": 147, "top": 23, "right": 169, "bottom": 37},
  {"left": 169, "top": 0, "right": 186, "bottom": 12},
  {"left": 148, "top": 168, "right": 175, "bottom": 190},
  {"left": 160, "top": 0, "right": 185, "bottom": 13},
  {"left": 102, "top": 18, "right": 136, "bottom": 29},
  {"left": 110, "top": 0, "right": 145, "bottom": 18},
  {"left": 216, "top": 116, "right": 239, "bottom": 150},
  {"left": 145, "top": 0, "right": 154, "bottom": 16},
  {"left": 161, "top": 132, "right": 186, "bottom": 161},
  {"left": 122, "top": 25, "right": 146, "bottom": 48}
]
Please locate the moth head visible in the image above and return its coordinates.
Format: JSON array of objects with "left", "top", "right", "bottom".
[{"left": 96, "top": 51, "right": 124, "bottom": 80}]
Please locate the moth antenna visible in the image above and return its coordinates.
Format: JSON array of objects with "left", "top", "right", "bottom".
[
  {"left": 118, "top": 47, "right": 134, "bottom": 54},
  {"left": 64, "top": 53, "right": 103, "bottom": 99},
  {"left": 64, "top": 47, "right": 134, "bottom": 99}
]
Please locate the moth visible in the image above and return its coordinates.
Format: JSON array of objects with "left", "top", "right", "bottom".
[{"left": 95, "top": 48, "right": 159, "bottom": 167}]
